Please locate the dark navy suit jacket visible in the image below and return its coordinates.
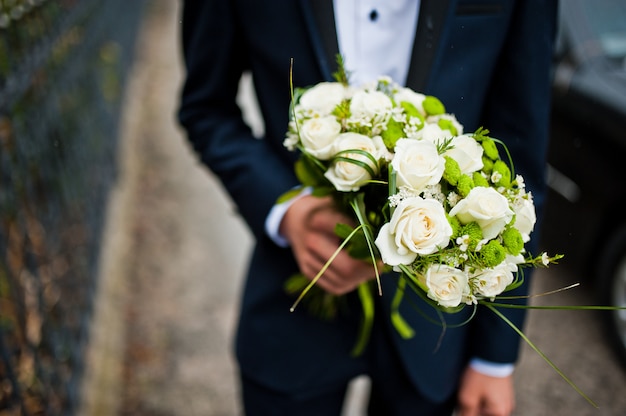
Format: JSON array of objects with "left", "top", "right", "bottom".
[{"left": 178, "top": 0, "right": 557, "bottom": 403}]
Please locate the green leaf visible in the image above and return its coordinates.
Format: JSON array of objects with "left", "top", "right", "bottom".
[
  {"left": 295, "top": 155, "right": 327, "bottom": 187},
  {"left": 332, "top": 54, "right": 351, "bottom": 85},
  {"left": 284, "top": 274, "right": 342, "bottom": 320},
  {"left": 332, "top": 148, "right": 379, "bottom": 179},
  {"left": 485, "top": 304, "right": 599, "bottom": 408},
  {"left": 334, "top": 223, "right": 355, "bottom": 240},
  {"left": 311, "top": 186, "right": 334, "bottom": 197},
  {"left": 289, "top": 223, "right": 366, "bottom": 313},
  {"left": 351, "top": 283, "right": 375, "bottom": 356},
  {"left": 276, "top": 187, "right": 304, "bottom": 205},
  {"left": 390, "top": 279, "right": 415, "bottom": 339}
]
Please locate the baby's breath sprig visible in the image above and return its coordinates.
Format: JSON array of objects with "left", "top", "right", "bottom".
[
  {"left": 332, "top": 54, "right": 351, "bottom": 86},
  {"left": 523, "top": 252, "right": 565, "bottom": 268}
]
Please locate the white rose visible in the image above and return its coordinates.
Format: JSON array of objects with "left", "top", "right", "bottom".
[
  {"left": 512, "top": 196, "right": 537, "bottom": 242},
  {"left": 443, "top": 134, "right": 484, "bottom": 174},
  {"left": 504, "top": 254, "right": 525, "bottom": 273},
  {"left": 449, "top": 187, "right": 514, "bottom": 240},
  {"left": 393, "top": 88, "right": 427, "bottom": 115},
  {"left": 324, "top": 133, "right": 383, "bottom": 191},
  {"left": 299, "top": 116, "right": 342, "bottom": 160},
  {"left": 414, "top": 123, "right": 451, "bottom": 145},
  {"left": 419, "top": 264, "right": 469, "bottom": 308},
  {"left": 298, "top": 82, "right": 347, "bottom": 115},
  {"left": 391, "top": 138, "right": 445, "bottom": 192},
  {"left": 471, "top": 262, "right": 515, "bottom": 298},
  {"left": 375, "top": 197, "right": 453, "bottom": 266},
  {"left": 349, "top": 90, "right": 393, "bottom": 120}
]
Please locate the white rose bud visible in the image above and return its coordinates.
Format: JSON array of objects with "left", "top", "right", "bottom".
[
  {"left": 419, "top": 264, "right": 469, "bottom": 308},
  {"left": 443, "top": 134, "right": 484, "bottom": 174},
  {"left": 505, "top": 254, "right": 525, "bottom": 272},
  {"left": 349, "top": 90, "right": 393, "bottom": 120},
  {"left": 375, "top": 197, "right": 453, "bottom": 266},
  {"left": 299, "top": 116, "right": 342, "bottom": 160},
  {"left": 449, "top": 187, "right": 514, "bottom": 240},
  {"left": 428, "top": 114, "right": 464, "bottom": 136},
  {"left": 512, "top": 196, "right": 537, "bottom": 242},
  {"left": 413, "top": 123, "right": 450, "bottom": 145},
  {"left": 471, "top": 262, "right": 515, "bottom": 298},
  {"left": 298, "top": 82, "right": 347, "bottom": 115},
  {"left": 391, "top": 138, "right": 445, "bottom": 192},
  {"left": 324, "top": 133, "right": 384, "bottom": 192}
]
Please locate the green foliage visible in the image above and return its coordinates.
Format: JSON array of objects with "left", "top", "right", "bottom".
[
  {"left": 294, "top": 153, "right": 328, "bottom": 187},
  {"left": 447, "top": 215, "right": 462, "bottom": 238},
  {"left": 335, "top": 223, "right": 372, "bottom": 260},
  {"left": 443, "top": 156, "right": 461, "bottom": 186},
  {"left": 381, "top": 117, "right": 405, "bottom": 149},
  {"left": 472, "top": 171, "right": 490, "bottom": 187},
  {"left": 472, "top": 127, "right": 491, "bottom": 142},
  {"left": 480, "top": 240, "right": 507, "bottom": 267},
  {"left": 275, "top": 187, "right": 305, "bottom": 204},
  {"left": 460, "top": 222, "right": 483, "bottom": 250},
  {"left": 481, "top": 156, "right": 494, "bottom": 174},
  {"left": 332, "top": 99, "right": 351, "bottom": 119},
  {"left": 400, "top": 101, "right": 425, "bottom": 122},
  {"left": 422, "top": 95, "right": 445, "bottom": 115},
  {"left": 481, "top": 138, "right": 500, "bottom": 160},
  {"left": 492, "top": 160, "right": 512, "bottom": 187},
  {"left": 456, "top": 174, "right": 475, "bottom": 197},
  {"left": 284, "top": 274, "right": 344, "bottom": 320},
  {"left": 332, "top": 54, "right": 351, "bottom": 85},
  {"left": 502, "top": 226, "right": 524, "bottom": 255},
  {"left": 438, "top": 118, "right": 458, "bottom": 136}
]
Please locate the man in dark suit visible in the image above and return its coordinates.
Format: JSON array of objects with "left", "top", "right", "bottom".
[{"left": 178, "top": 1, "right": 557, "bottom": 415}]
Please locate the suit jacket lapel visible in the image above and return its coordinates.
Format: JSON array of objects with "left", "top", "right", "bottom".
[
  {"left": 298, "top": 0, "right": 339, "bottom": 82},
  {"left": 299, "top": 0, "right": 454, "bottom": 89},
  {"left": 406, "top": 0, "right": 453, "bottom": 91}
]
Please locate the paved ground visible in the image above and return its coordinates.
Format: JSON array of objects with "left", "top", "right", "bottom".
[{"left": 80, "top": 1, "right": 626, "bottom": 415}]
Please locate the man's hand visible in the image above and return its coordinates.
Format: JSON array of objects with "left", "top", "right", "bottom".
[
  {"left": 457, "top": 367, "right": 515, "bottom": 416},
  {"left": 280, "top": 194, "right": 376, "bottom": 295}
]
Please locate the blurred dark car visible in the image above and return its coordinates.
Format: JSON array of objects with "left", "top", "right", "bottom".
[{"left": 540, "top": 0, "right": 626, "bottom": 366}]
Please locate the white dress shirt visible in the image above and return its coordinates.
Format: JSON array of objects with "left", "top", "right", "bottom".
[{"left": 333, "top": 0, "right": 420, "bottom": 86}]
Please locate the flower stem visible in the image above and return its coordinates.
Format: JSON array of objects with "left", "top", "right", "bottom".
[{"left": 484, "top": 303, "right": 598, "bottom": 408}]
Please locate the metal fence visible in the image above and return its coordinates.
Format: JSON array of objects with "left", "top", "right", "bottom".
[{"left": 0, "top": 0, "right": 145, "bottom": 414}]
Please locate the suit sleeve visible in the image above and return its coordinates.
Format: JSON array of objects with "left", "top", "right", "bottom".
[
  {"left": 177, "top": 0, "right": 299, "bottom": 240},
  {"left": 468, "top": 0, "right": 558, "bottom": 364}
]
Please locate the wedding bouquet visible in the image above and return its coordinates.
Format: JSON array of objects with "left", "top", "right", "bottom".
[
  {"left": 275, "top": 66, "right": 626, "bottom": 408},
  {"left": 281, "top": 73, "right": 560, "bottom": 320}
]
